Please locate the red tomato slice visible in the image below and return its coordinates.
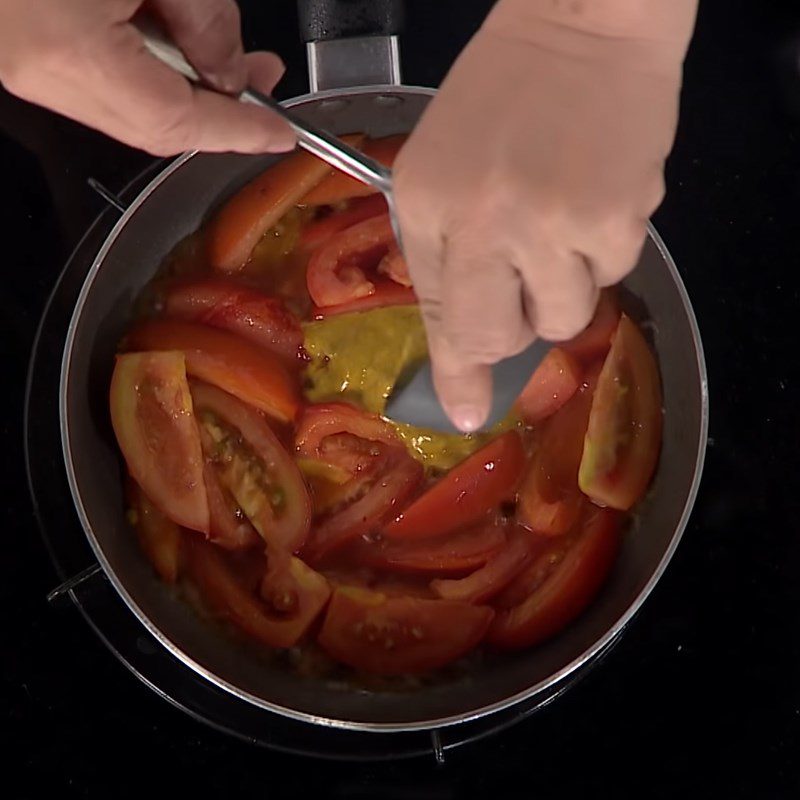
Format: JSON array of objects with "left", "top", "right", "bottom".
[
  {"left": 202, "top": 462, "right": 261, "bottom": 551},
  {"left": 317, "top": 586, "right": 494, "bottom": 674},
  {"left": 301, "top": 135, "right": 407, "bottom": 206},
  {"left": 298, "top": 194, "right": 388, "bottom": 254},
  {"left": 207, "top": 135, "right": 364, "bottom": 272},
  {"left": 487, "top": 507, "right": 621, "bottom": 649},
  {"left": 110, "top": 352, "right": 209, "bottom": 533},
  {"left": 126, "top": 478, "right": 183, "bottom": 583},
  {"left": 310, "top": 281, "right": 417, "bottom": 318},
  {"left": 162, "top": 278, "right": 303, "bottom": 364},
  {"left": 125, "top": 319, "right": 300, "bottom": 424},
  {"left": 302, "top": 446, "right": 423, "bottom": 564},
  {"left": 184, "top": 537, "right": 330, "bottom": 649},
  {"left": 385, "top": 431, "right": 526, "bottom": 541},
  {"left": 430, "top": 527, "right": 544, "bottom": 604},
  {"left": 515, "top": 347, "right": 582, "bottom": 424},
  {"left": 190, "top": 381, "right": 311, "bottom": 553},
  {"left": 306, "top": 214, "right": 409, "bottom": 307},
  {"left": 295, "top": 402, "right": 399, "bottom": 461},
  {"left": 348, "top": 522, "right": 507, "bottom": 576},
  {"left": 518, "top": 377, "right": 596, "bottom": 537},
  {"left": 579, "top": 314, "right": 663, "bottom": 510},
  {"left": 560, "top": 289, "right": 621, "bottom": 364}
]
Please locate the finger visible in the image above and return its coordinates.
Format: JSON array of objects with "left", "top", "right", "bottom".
[
  {"left": 95, "top": 24, "right": 294, "bottom": 154},
  {"left": 517, "top": 244, "right": 598, "bottom": 342},
  {"left": 432, "top": 236, "right": 535, "bottom": 431},
  {"left": 430, "top": 337, "right": 493, "bottom": 433},
  {"left": 150, "top": 0, "right": 246, "bottom": 93}
]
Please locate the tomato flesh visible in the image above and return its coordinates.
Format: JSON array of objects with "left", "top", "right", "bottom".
[
  {"left": 185, "top": 537, "right": 330, "bottom": 649},
  {"left": 310, "top": 281, "right": 417, "bottom": 318},
  {"left": 163, "top": 278, "right": 303, "bottom": 364},
  {"left": 516, "top": 347, "right": 582, "bottom": 424},
  {"left": 298, "top": 194, "right": 388, "bottom": 254},
  {"left": 201, "top": 462, "right": 261, "bottom": 551},
  {"left": 190, "top": 381, "right": 311, "bottom": 553},
  {"left": 487, "top": 507, "right": 621, "bottom": 649},
  {"left": 560, "top": 289, "right": 621, "bottom": 364},
  {"left": 385, "top": 431, "right": 526, "bottom": 541},
  {"left": 318, "top": 586, "right": 494, "bottom": 674},
  {"left": 110, "top": 352, "right": 209, "bottom": 533},
  {"left": 125, "top": 319, "right": 300, "bottom": 424}
]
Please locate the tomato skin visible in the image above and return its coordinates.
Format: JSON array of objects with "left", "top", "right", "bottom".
[
  {"left": 190, "top": 381, "right": 311, "bottom": 553},
  {"left": 430, "top": 527, "right": 543, "bottom": 604},
  {"left": 207, "top": 136, "right": 364, "bottom": 272},
  {"left": 310, "top": 282, "right": 417, "bottom": 318},
  {"left": 126, "top": 479, "right": 183, "bottom": 583},
  {"left": 560, "top": 289, "right": 621, "bottom": 364},
  {"left": 184, "top": 537, "right": 330, "bottom": 649},
  {"left": 348, "top": 522, "right": 507, "bottom": 576},
  {"left": 385, "top": 431, "right": 526, "bottom": 541},
  {"left": 487, "top": 507, "right": 621, "bottom": 650},
  {"left": 162, "top": 279, "right": 303, "bottom": 364},
  {"left": 317, "top": 586, "right": 494, "bottom": 675},
  {"left": 579, "top": 314, "right": 663, "bottom": 510},
  {"left": 516, "top": 348, "right": 582, "bottom": 424},
  {"left": 110, "top": 352, "right": 209, "bottom": 533},
  {"left": 298, "top": 194, "right": 388, "bottom": 254},
  {"left": 301, "top": 135, "right": 407, "bottom": 206},
  {"left": 125, "top": 319, "right": 300, "bottom": 424},
  {"left": 306, "top": 214, "right": 407, "bottom": 307}
]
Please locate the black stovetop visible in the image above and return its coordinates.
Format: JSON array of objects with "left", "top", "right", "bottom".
[{"left": 4, "top": 0, "right": 800, "bottom": 795}]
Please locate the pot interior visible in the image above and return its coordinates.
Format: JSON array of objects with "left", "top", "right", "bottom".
[{"left": 61, "top": 88, "right": 707, "bottom": 729}]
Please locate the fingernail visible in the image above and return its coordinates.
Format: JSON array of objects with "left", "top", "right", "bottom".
[{"left": 451, "top": 405, "right": 485, "bottom": 433}]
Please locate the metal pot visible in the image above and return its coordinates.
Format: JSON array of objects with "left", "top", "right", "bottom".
[{"left": 59, "top": 0, "right": 708, "bottom": 732}]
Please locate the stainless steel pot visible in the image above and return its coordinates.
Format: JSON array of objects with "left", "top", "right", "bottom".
[{"left": 59, "top": 0, "right": 708, "bottom": 732}]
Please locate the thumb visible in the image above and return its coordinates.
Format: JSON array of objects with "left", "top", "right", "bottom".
[{"left": 430, "top": 336, "right": 493, "bottom": 433}]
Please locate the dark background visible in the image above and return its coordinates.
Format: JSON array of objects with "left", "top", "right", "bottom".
[{"left": 3, "top": 0, "right": 800, "bottom": 796}]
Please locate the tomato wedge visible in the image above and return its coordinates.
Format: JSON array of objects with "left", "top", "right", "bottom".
[
  {"left": 518, "top": 377, "right": 595, "bottom": 537},
  {"left": 298, "top": 194, "right": 388, "bottom": 254},
  {"left": 430, "top": 527, "right": 543, "bottom": 604},
  {"left": 385, "top": 431, "right": 526, "bottom": 541},
  {"left": 317, "top": 586, "right": 494, "bottom": 674},
  {"left": 207, "top": 135, "right": 364, "bottom": 273},
  {"left": 125, "top": 319, "right": 300, "bottom": 424},
  {"left": 310, "top": 281, "right": 417, "bottom": 318},
  {"left": 348, "top": 522, "right": 507, "bottom": 576},
  {"left": 306, "top": 214, "right": 408, "bottom": 307},
  {"left": 301, "top": 134, "right": 406, "bottom": 206},
  {"left": 202, "top": 462, "right": 261, "bottom": 551},
  {"left": 515, "top": 348, "right": 582, "bottom": 424},
  {"left": 190, "top": 381, "right": 311, "bottom": 553},
  {"left": 302, "top": 446, "right": 423, "bottom": 564},
  {"left": 110, "top": 352, "right": 209, "bottom": 533},
  {"left": 579, "top": 314, "right": 663, "bottom": 510},
  {"left": 487, "top": 507, "right": 621, "bottom": 649},
  {"left": 295, "top": 402, "right": 399, "bottom": 461},
  {"left": 560, "top": 289, "right": 621, "bottom": 364},
  {"left": 162, "top": 278, "right": 303, "bottom": 364},
  {"left": 184, "top": 537, "right": 330, "bottom": 649},
  {"left": 126, "top": 479, "right": 183, "bottom": 583}
]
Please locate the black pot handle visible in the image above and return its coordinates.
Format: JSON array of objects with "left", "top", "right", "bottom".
[{"left": 297, "top": 0, "right": 405, "bottom": 43}]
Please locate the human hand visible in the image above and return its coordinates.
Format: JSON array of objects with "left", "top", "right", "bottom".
[
  {"left": 0, "top": 0, "right": 295, "bottom": 155},
  {"left": 394, "top": 0, "right": 696, "bottom": 432}
]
